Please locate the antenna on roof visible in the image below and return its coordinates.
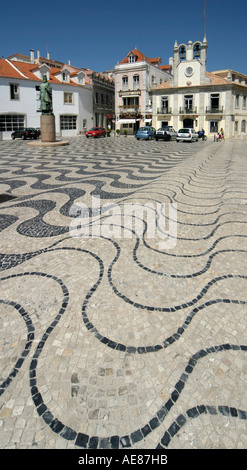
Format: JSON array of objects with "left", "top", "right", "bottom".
[{"left": 203, "top": 0, "right": 206, "bottom": 36}]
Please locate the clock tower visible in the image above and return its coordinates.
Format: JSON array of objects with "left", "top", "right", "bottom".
[{"left": 171, "top": 35, "right": 210, "bottom": 88}]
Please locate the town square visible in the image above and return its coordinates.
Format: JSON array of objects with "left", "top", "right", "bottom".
[
  {"left": 0, "top": 0, "right": 247, "bottom": 455},
  {"left": 0, "top": 135, "right": 246, "bottom": 450}
]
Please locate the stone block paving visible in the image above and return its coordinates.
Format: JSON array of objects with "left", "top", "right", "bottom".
[{"left": 0, "top": 136, "right": 247, "bottom": 449}]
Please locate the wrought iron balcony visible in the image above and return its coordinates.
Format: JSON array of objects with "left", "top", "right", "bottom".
[
  {"left": 206, "top": 106, "right": 224, "bottom": 113},
  {"left": 157, "top": 107, "right": 172, "bottom": 115},
  {"left": 119, "top": 105, "right": 140, "bottom": 114},
  {"left": 179, "top": 107, "right": 197, "bottom": 114}
]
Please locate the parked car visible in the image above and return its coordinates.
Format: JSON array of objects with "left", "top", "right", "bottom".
[
  {"left": 176, "top": 128, "right": 199, "bottom": 142},
  {"left": 11, "top": 128, "right": 39, "bottom": 140},
  {"left": 135, "top": 126, "right": 156, "bottom": 140},
  {"left": 85, "top": 127, "right": 106, "bottom": 138},
  {"left": 155, "top": 126, "right": 177, "bottom": 141}
]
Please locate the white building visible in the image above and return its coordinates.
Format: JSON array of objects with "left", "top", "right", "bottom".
[
  {"left": 0, "top": 52, "right": 93, "bottom": 140},
  {"left": 114, "top": 49, "right": 171, "bottom": 134},
  {"left": 151, "top": 37, "right": 247, "bottom": 139}
]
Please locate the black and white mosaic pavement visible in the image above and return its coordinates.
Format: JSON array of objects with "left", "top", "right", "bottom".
[{"left": 0, "top": 136, "right": 247, "bottom": 449}]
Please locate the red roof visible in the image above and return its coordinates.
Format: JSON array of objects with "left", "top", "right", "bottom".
[
  {"left": 120, "top": 48, "right": 162, "bottom": 65},
  {"left": 0, "top": 58, "right": 85, "bottom": 86},
  {"left": 0, "top": 59, "right": 24, "bottom": 79}
]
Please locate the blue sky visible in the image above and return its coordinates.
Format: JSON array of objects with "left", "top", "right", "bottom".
[{"left": 1, "top": 0, "right": 247, "bottom": 74}]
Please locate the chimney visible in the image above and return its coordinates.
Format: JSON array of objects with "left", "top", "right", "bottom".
[
  {"left": 37, "top": 50, "right": 40, "bottom": 61},
  {"left": 68, "top": 60, "right": 71, "bottom": 65},
  {"left": 47, "top": 52, "right": 50, "bottom": 60},
  {"left": 30, "top": 49, "right": 34, "bottom": 63}
]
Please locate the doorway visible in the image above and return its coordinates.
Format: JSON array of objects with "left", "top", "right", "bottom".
[{"left": 183, "top": 119, "right": 194, "bottom": 128}]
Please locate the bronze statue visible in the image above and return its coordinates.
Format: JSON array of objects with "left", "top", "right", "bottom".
[{"left": 40, "top": 75, "right": 53, "bottom": 114}]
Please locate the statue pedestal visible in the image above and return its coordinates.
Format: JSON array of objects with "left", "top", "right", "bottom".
[{"left": 41, "top": 114, "right": 56, "bottom": 142}]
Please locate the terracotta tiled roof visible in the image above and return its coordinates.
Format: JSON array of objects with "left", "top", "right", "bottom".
[
  {"left": 0, "top": 59, "right": 24, "bottom": 79},
  {"left": 205, "top": 72, "right": 228, "bottom": 85},
  {"left": 120, "top": 48, "right": 162, "bottom": 65},
  {"left": 153, "top": 80, "right": 170, "bottom": 90},
  {"left": 160, "top": 64, "right": 172, "bottom": 71},
  {"left": 0, "top": 58, "right": 84, "bottom": 86},
  {"left": 152, "top": 71, "right": 242, "bottom": 90}
]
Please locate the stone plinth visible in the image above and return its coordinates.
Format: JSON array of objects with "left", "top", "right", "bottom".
[{"left": 41, "top": 114, "right": 56, "bottom": 142}]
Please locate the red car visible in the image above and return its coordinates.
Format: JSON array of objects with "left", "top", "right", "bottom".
[{"left": 85, "top": 127, "right": 106, "bottom": 138}]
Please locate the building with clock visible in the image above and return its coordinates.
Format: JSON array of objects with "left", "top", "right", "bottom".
[{"left": 151, "top": 36, "right": 247, "bottom": 139}]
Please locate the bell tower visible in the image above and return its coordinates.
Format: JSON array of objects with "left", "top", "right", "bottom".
[{"left": 171, "top": 36, "right": 210, "bottom": 87}]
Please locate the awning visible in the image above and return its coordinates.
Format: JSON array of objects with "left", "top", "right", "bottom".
[
  {"left": 117, "top": 119, "right": 140, "bottom": 124},
  {"left": 145, "top": 119, "right": 152, "bottom": 123}
]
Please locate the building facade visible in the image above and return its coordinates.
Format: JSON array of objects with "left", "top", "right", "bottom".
[
  {"left": 114, "top": 49, "right": 171, "bottom": 134},
  {"left": 83, "top": 70, "right": 115, "bottom": 130},
  {"left": 0, "top": 52, "right": 93, "bottom": 140},
  {"left": 151, "top": 37, "right": 247, "bottom": 139}
]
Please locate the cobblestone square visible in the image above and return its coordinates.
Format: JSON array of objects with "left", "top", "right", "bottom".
[{"left": 0, "top": 136, "right": 246, "bottom": 449}]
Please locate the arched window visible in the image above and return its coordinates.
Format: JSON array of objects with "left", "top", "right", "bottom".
[
  {"left": 193, "top": 43, "right": 201, "bottom": 59},
  {"left": 179, "top": 45, "right": 186, "bottom": 61}
]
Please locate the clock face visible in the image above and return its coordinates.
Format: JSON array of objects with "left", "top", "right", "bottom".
[{"left": 185, "top": 66, "right": 194, "bottom": 77}]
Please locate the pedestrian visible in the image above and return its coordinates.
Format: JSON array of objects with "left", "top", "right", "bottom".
[{"left": 220, "top": 128, "right": 225, "bottom": 140}]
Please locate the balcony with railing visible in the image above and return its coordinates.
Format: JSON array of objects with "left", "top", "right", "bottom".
[
  {"left": 179, "top": 107, "right": 197, "bottom": 115},
  {"left": 119, "top": 105, "right": 141, "bottom": 114},
  {"left": 157, "top": 107, "right": 172, "bottom": 115},
  {"left": 205, "top": 106, "right": 224, "bottom": 114}
]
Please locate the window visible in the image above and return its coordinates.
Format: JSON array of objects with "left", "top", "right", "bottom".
[
  {"left": 161, "top": 96, "right": 169, "bottom": 112},
  {"left": 0, "top": 114, "right": 24, "bottom": 131},
  {"left": 36, "top": 85, "right": 41, "bottom": 110},
  {"left": 62, "top": 72, "right": 69, "bottom": 82},
  {"left": 78, "top": 75, "right": 84, "bottom": 85},
  {"left": 243, "top": 96, "right": 246, "bottom": 108},
  {"left": 60, "top": 115, "right": 77, "bottom": 130},
  {"left": 241, "top": 120, "right": 246, "bottom": 133},
  {"left": 82, "top": 119, "right": 87, "bottom": 129},
  {"left": 184, "top": 95, "right": 193, "bottom": 110},
  {"left": 235, "top": 121, "right": 239, "bottom": 132},
  {"left": 210, "top": 121, "right": 218, "bottom": 133},
  {"left": 123, "top": 97, "right": 139, "bottom": 107},
  {"left": 64, "top": 92, "right": 73, "bottom": 104},
  {"left": 211, "top": 93, "right": 219, "bottom": 110},
  {"left": 122, "top": 76, "right": 128, "bottom": 89},
  {"left": 129, "top": 54, "right": 135, "bottom": 63},
  {"left": 133, "top": 75, "right": 139, "bottom": 89},
  {"left": 10, "top": 83, "right": 19, "bottom": 100},
  {"left": 235, "top": 94, "right": 240, "bottom": 108}
]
